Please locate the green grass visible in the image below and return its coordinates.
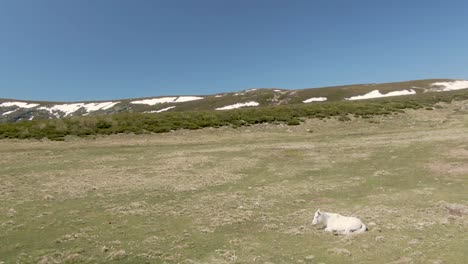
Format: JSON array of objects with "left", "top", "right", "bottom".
[{"left": 1, "top": 101, "right": 467, "bottom": 263}]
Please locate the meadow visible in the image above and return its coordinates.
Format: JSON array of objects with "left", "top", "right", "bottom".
[{"left": 1, "top": 99, "right": 467, "bottom": 263}]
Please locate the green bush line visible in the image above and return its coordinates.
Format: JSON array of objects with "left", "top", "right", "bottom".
[{"left": 1, "top": 89, "right": 467, "bottom": 140}]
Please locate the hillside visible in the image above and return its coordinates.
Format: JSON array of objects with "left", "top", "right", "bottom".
[
  {"left": 2, "top": 78, "right": 468, "bottom": 141},
  {"left": 1, "top": 79, "right": 467, "bottom": 123},
  {"left": 1, "top": 99, "right": 468, "bottom": 263}
]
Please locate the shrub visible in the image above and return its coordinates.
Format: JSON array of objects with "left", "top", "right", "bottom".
[
  {"left": 96, "top": 119, "right": 112, "bottom": 129},
  {"left": 287, "top": 119, "right": 301, "bottom": 126},
  {"left": 338, "top": 115, "right": 351, "bottom": 122}
]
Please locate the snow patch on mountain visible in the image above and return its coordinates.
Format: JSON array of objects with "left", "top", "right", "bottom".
[
  {"left": 346, "top": 89, "right": 416, "bottom": 100},
  {"left": 215, "top": 101, "right": 259, "bottom": 110},
  {"left": 2, "top": 109, "right": 19, "bottom": 116},
  {"left": 174, "top": 96, "right": 203, "bottom": 102},
  {"left": 131, "top": 97, "right": 177, "bottom": 105},
  {"left": 39, "top": 104, "right": 84, "bottom": 117},
  {"left": 131, "top": 96, "right": 203, "bottom": 105},
  {"left": 38, "top": 102, "right": 119, "bottom": 117},
  {"left": 145, "top": 106, "right": 176, "bottom": 113},
  {"left": 0, "top": 101, "right": 39, "bottom": 108},
  {"left": 82, "top": 102, "right": 119, "bottom": 112},
  {"left": 431, "top": 81, "right": 468, "bottom": 91},
  {"left": 303, "top": 97, "right": 327, "bottom": 103}
]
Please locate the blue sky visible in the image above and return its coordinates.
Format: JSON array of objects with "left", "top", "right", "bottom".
[{"left": 1, "top": 0, "right": 467, "bottom": 101}]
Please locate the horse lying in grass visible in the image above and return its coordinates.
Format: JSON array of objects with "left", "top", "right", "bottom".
[{"left": 312, "top": 209, "right": 367, "bottom": 235}]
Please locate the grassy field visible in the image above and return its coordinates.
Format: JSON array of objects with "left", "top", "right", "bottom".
[{"left": 1, "top": 100, "right": 467, "bottom": 263}]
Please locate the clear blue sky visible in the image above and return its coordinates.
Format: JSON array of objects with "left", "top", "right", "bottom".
[{"left": 1, "top": 0, "right": 467, "bottom": 101}]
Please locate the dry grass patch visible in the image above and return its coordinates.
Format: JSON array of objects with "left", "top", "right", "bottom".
[{"left": 1, "top": 100, "right": 468, "bottom": 263}]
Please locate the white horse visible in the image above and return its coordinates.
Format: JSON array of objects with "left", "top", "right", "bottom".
[{"left": 312, "top": 209, "right": 367, "bottom": 234}]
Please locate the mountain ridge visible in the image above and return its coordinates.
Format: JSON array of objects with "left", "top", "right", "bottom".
[
  {"left": 1, "top": 78, "right": 467, "bottom": 123},
  {"left": 0, "top": 78, "right": 459, "bottom": 103}
]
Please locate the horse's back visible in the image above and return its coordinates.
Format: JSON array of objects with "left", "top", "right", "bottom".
[{"left": 328, "top": 214, "right": 363, "bottom": 230}]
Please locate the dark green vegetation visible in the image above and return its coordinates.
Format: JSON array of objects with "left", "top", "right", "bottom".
[{"left": 1, "top": 88, "right": 468, "bottom": 140}]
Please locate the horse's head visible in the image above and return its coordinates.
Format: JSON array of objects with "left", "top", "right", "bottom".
[{"left": 312, "top": 209, "right": 322, "bottom": 225}]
